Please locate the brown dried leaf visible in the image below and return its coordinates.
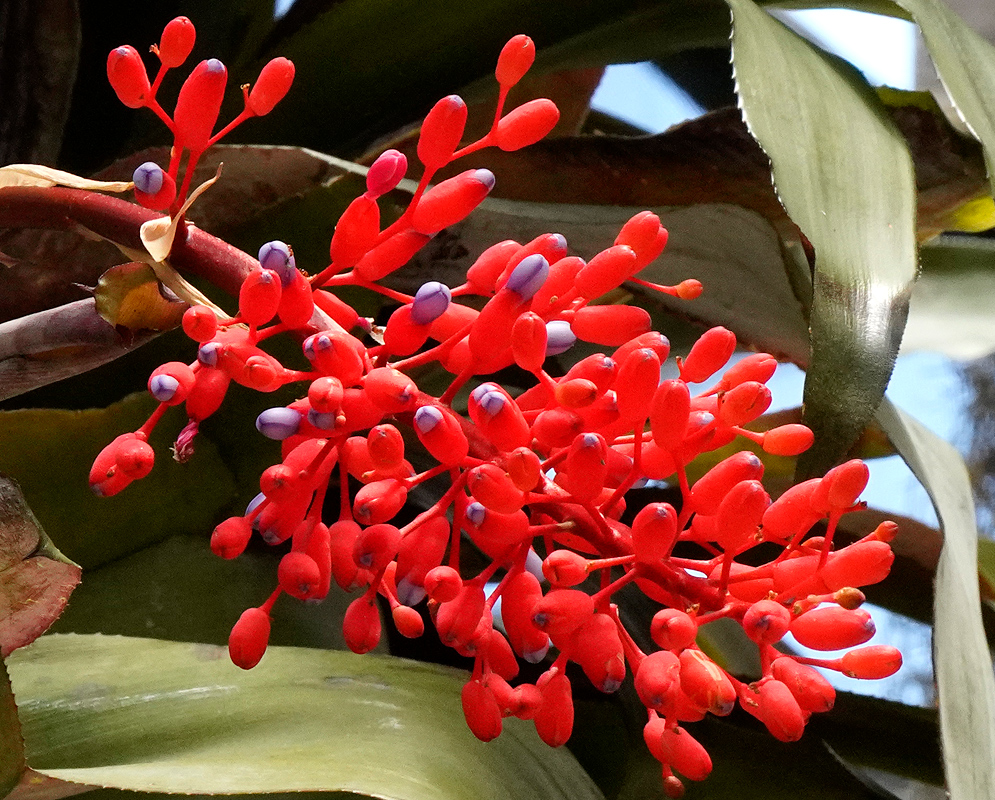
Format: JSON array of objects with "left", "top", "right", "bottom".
[
  {"left": 0, "top": 473, "right": 80, "bottom": 657},
  {"left": 93, "top": 262, "right": 187, "bottom": 332}
]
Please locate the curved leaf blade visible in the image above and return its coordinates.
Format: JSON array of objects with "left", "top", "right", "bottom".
[
  {"left": 896, "top": 0, "right": 995, "bottom": 194},
  {"left": 728, "top": 0, "right": 918, "bottom": 475},
  {"left": 8, "top": 634, "right": 603, "bottom": 800},
  {"left": 876, "top": 398, "right": 995, "bottom": 800}
]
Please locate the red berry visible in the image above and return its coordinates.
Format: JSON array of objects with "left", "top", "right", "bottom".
[
  {"left": 353, "top": 478, "right": 408, "bottom": 525},
  {"left": 148, "top": 361, "right": 196, "bottom": 405},
  {"left": 89, "top": 433, "right": 155, "bottom": 497},
  {"left": 614, "top": 347, "right": 661, "bottom": 422},
  {"left": 542, "top": 550, "right": 588, "bottom": 587},
  {"left": 353, "top": 523, "right": 402, "bottom": 573},
  {"left": 717, "top": 381, "right": 771, "bottom": 427},
  {"left": 435, "top": 582, "right": 486, "bottom": 648},
  {"left": 531, "top": 589, "right": 594, "bottom": 640}
]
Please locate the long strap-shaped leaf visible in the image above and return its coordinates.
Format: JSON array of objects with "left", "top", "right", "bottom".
[
  {"left": 727, "top": 0, "right": 918, "bottom": 478},
  {"left": 8, "top": 634, "right": 603, "bottom": 800},
  {"left": 896, "top": 0, "right": 995, "bottom": 194},
  {"left": 877, "top": 397, "right": 995, "bottom": 799}
]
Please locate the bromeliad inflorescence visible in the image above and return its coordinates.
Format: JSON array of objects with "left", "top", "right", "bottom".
[{"left": 91, "top": 18, "right": 903, "bottom": 798}]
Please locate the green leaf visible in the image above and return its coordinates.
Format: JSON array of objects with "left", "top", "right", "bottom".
[
  {"left": 895, "top": 0, "right": 995, "bottom": 196},
  {"left": 1, "top": 652, "right": 25, "bottom": 799},
  {"left": 0, "top": 393, "right": 236, "bottom": 570},
  {"left": 876, "top": 398, "right": 995, "bottom": 800},
  {"left": 907, "top": 235, "right": 995, "bottom": 359},
  {"left": 728, "top": 0, "right": 917, "bottom": 477},
  {"left": 0, "top": 474, "right": 80, "bottom": 657},
  {"left": 48, "top": 535, "right": 368, "bottom": 655},
  {"left": 8, "top": 634, "right": 603, "bottom": 800}
]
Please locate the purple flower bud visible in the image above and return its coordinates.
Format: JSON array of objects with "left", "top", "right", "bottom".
[
  {"left": 506, "top": 254, "right": 548, "bottom": 301},
  {"left": 307, "top": 408, "right": 336, "bottom": 429},
  {"left": 149, "top": 373, "right": 179, "bottom": 402},
  {"left": 544, "top": 320, "right": 576, "bottom": 356},
  {"left": 366, "top": 149, "right": 408, "bottom": 197},
  {"left": 413, "top": 405, "right": 443, "bottom": 434},
  {"left": 197, "top": 341, "right": 220, "bottom": 367},
  {"left": 466, "top": 501, "right": 487, "bottom": 527},
  {"left": 471, "top": 383, "right": 498, "bottom": 403},
  {"left": 255, "top": 407, "right": 302, "bottom": 440},
  {"left": 245, "top": 492, "right": 266, "bottom": 519},
  {"left": 302, "top": 333, "right": 332, "bottom": 361},
  {"left": 478, "top": 390, "right": 506, "bottom": 418},
  {"left": 258, "top": 240, "right": 296, "bottom": 287},
  {"left": 396, "top": 576, "right": 427, "bottom": 607},
  {"left": 473, "top": 168, "right": 496, "bottom": 192},
  {"left": 525, "top": 548, "right": 545, "bottom": 582},
  {"left": 410, "top": 281, "right": 452, "bottom": 325},
  {"left": 133, "top": 162, "right": 164, "bottom": 195}
]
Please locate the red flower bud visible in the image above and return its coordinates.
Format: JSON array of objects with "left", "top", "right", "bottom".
[{"left": 248, "top": 57, "right": 295, "bottom": 116}]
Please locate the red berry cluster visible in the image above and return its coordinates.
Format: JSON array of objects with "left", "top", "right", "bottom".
[
  {"left": 107, "top": 17, "right": 295, "bottom": 215},
  {"left": 91, "top": 27, "right": 903, "bottom": 798}
]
